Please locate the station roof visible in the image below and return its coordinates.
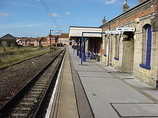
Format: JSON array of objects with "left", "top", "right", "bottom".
[{"left": 69, "top": 26, "right": 102, "bottom": 38}]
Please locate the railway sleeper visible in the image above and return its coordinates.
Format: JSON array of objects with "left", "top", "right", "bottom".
[
  {"left": 26, "top": 94, "right": 40, "bottom": 98},
  {"left": 13, "top": 103, "right": 33, "bottom": 108},
  {"left": 22, "top": 99, "right": 37, "bottom": 103},
  {"left": 10, "top": 113, "right": 27, "bottom": 117},
  {"left": 38, "top": 80, "right": 48, "bottom": 83},
  {"left": 34, "top": 84, "right": 47, "bottom": 87},
  {"left": 36, "top": 81, "right": 48, "bottom": 83},
  {"left": 33, "top": 84, "right": 47, "bottom": 88},
  {"left": 31, "top": 88, "right": 44, "bottom": 91},
  {"left": 11, "top": 108, "right": 31, "bottom": 113},
  {"left": 14, "top": 107, "right": 31, "bottom": 111},
  {"left": 34, "top": 84, "right": 46, "bottom": 87},
  {"left": 29, "top": 91, "right": 41, "bottom": 94},
  {"left": 23, "top": 98, "right": 37, "bottom": 101},
  {"left": 20, "top": 102, "right": 34, "bottom": 105}
]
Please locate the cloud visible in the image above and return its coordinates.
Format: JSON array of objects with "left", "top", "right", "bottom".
[
  {"left": 104, "top": 0, "right": 117, "bottom": 4},
  {"left": 0, "top": 23, "right": 41, "bottom": 28},
  {"left": 49, "top": 13, "right": 60, "bottom": 17},
  {"left": 64, "top": 12, "right": 71, "bottom": 15},
  {"left": 0, "top": 11, "right": 9, "bottom": 17}
]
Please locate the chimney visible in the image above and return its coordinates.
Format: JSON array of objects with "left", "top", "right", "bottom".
[
  {"left": 122, "top": 0, "right": 129, "bottom": 13},
  {"left": 102, "top": 16, "right": 106, "bottom": 25}
]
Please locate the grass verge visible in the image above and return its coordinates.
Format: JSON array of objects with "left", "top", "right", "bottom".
[{"left": 0, "top": 46, "right": 53, "bottom": 69}]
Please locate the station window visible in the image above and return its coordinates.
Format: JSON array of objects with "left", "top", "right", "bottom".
[{"left": 140, "top": 24, "right": 152, "bottom": 70}]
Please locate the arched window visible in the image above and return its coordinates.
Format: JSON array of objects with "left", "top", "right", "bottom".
[{"left": 140, "top": 24, "right": 152, "bottom": 70}]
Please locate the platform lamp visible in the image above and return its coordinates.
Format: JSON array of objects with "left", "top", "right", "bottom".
[{"left": 49, "top": 30, "right": 53, "bottom": 54}]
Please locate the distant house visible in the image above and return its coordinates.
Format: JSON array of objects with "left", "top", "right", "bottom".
[
  {"left": 58, "top": 33, "right": 69, "bottom": 45},
  {"left": 35, "top": 37, "right": 42, "bottom": 46},
  {"left": 18, "top": 37, "right": 52, "bottom": 46},
  {"left": 18, "top": 37, "right": 39, "bottom": 46},
  {"left": 29, "top": 38, "right": 36, "bottom": 46},
  {"left": 0, "top": 34, "right": 17, "bottom": 47},
  {"left": 0, "top": 34, "right": 67, "bottom": 47},
  {"left": 36, "top": 37, "right": 47, "bottom": 46},
  {"left": 18, "top": 37, "right": 29, "bottom": 46},
  {"left": 46, "top": 35, "right": 59, "bottom": 45}
]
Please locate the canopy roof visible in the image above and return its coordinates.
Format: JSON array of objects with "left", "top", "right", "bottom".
[{"left": 69, "top": 26, "right": 102, "bottom": 38}]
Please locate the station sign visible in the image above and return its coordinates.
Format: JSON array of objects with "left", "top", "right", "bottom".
[
  {"left": 105, "top": 30, "right": 120, "bottom": 34},
  {"left": 116, "top": 27, "right": 135, "bottom": 32}
]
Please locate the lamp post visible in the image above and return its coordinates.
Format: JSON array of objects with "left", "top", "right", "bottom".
[{"left": 49, "top": 30, "right": 62, "bottom": 53}]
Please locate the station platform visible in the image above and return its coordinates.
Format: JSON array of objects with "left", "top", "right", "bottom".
[{"left": 48, "top": 46, "right": 158, "bottom": 118}]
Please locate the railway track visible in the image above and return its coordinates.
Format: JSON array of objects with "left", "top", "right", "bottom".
[{"left": 0, "top": 49, "right": 66, "bottom": 118}]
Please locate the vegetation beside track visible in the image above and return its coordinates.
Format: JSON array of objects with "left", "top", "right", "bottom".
[{"left": 0, "top": 46, "right": 56, "bottom": 69}]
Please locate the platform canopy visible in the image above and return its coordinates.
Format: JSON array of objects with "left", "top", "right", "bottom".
[{"left": 69, "top": 26, "right": 102, "bottom": 38}]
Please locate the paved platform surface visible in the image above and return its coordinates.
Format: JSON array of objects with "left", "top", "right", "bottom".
[
  {"left": 68, "top": 46, "right": 158, "bottom": 118},
  {"left": 48, "top": 48, "right": 79, "bottom": 118},
  {"left": 56, "top": 49, "right": 78, "bottom": 118}
]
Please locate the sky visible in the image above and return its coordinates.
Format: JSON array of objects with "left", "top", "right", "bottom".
[{"left": 0, "top": 0, "right": 138, "bottom": 37}]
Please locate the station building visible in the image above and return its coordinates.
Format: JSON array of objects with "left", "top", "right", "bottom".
[{"left": 69, "top": 0, "right": 158, "bottom": 88}]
